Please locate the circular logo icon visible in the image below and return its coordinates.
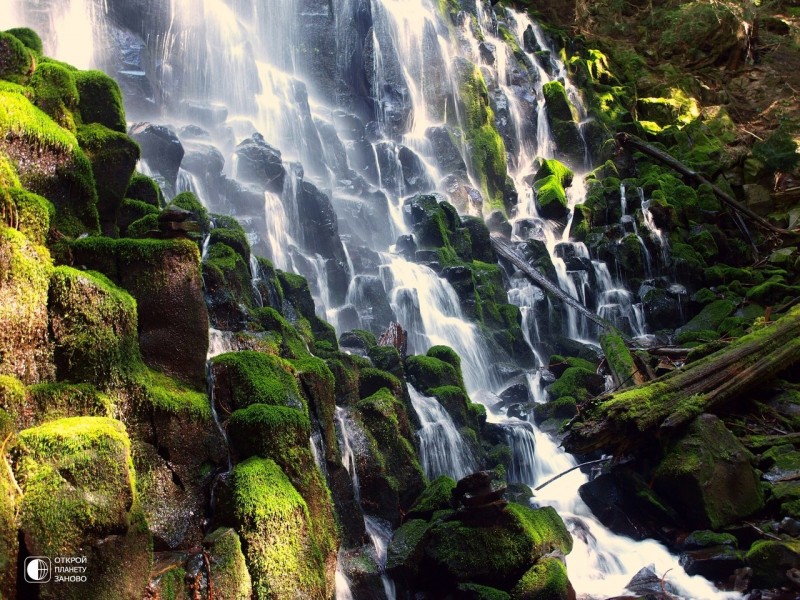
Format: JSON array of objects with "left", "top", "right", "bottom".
[{"left": 25, "top": 557, "right": 51, "bottom": 583}]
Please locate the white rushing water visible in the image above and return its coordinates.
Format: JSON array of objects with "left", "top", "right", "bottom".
[{"left": 408, "top": 383, "right": 477, "bottom": 480}]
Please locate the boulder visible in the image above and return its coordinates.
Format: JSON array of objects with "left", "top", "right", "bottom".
[
  {"left": 654, "top": 414, "right": 764, "bottom": 529},
  {"left": 128, "top": 122, "right": 184, "bottom": 191},
  {"left": 234, "top": 133, "right": 286, "bottom": 193}
]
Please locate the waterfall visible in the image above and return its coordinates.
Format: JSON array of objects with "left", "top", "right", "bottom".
[
  {"left": 4, "top": 0, "right": 740, "bottom": 597},
  {"left": 408, "top": 384, "right": 477, "bottom": 480}
]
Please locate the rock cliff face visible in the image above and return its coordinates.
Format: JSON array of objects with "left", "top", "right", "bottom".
[{"left": 1, "top": 0, "right": 799, "bottom": 598}]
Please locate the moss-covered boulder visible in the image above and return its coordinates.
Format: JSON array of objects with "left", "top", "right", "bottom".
[
  {"left": 8, "top": 188, "right": 53, "bottom": 246},
  {"left": 0, "top": 225, "right": 54, "bottom": 384},
  {"left": 125, "top": 173, "right": 163, "bottom": 208},
  {"left": 542, "top": 81, "right": 583, "bottom": 166},
  {"left": 407, "top": 475, "right": 457, "bottom": 520},
  {"left": 226, "top": 457, "right": 331, "bottom": 600},
  {"left": 0, "top": 31, "right": 33, "bottom": 84},
  {"left": 229, "top": 404, "right": 310, "bottom": 460},
  {"left": 654, "top": 414, "right": 763, "bottom": 529},
  {"left": 0, "top": 406, "right": 18, "bottom": 598},
  {"left": 406, "top": 354, "right": 463, "bottom": 393},
  {"left": 14, "top": 382, "right": 112, "bottom": 430},
  {"left": 48, "top": 266, "right": 140, "bottom": 386},
  {"left": 63, "top": 237, "right": 209, "bottom": 387},
  {"left": 30, "top": 61, "right": 80, "bottom": 131},
  {"left": 0, "top": 89, "right": 99, "bottom": 235},
  {"left": 4, "top": 27, "right": 42, "bottom": 55},
  {"left": 74, "top": 70, "right": 127, "bottom": 133},
  {"left": 511, "top": 556, "right": 572, "bottom": 600},
  {"left": 15, "top": 417, "right": 151, "bottom": 598},
  {"left": 353, "top": 388, "right": 426, "bottom": 524},
  {"left": 203, "top": 527, "right": 253, "bottom": 600},
  {"left": 546, "top": 366, "right": 604, "bottom": 402},
  {"left": 77, "top": 123, "right": 140, "bottom": 235},
  {"left": 532, "top": 160, "right": 573, "bottom": 220},
  {"left": 745, "top": 539, "right": 800, "bottom": 588},
  {"left": 212, "top": 351, "right": 305, "bottom": 414},
  {"left": 413, "top": 504, "right": 572, "bottom": 591}
]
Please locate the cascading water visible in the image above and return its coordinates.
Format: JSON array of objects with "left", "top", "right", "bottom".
[
  {"left": 5, "top": 0, "right": 735, "bottom": 597},
  {"left": 408, "top": 383, "right": 477, "bottom": 480}
]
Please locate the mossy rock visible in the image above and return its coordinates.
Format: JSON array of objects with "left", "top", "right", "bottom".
[
  {"left": 16, "top": 417, "right": 138, "bottom": 557},
  {"left": 118, "top": 198, "right": 159, "bottom": 237},
  {"left": 30, "top": 61, "right": 80, "bottom": 132},
  {"left": 0, "top": 225, "right": 54, "bottom": 384},
  {"left": 406, "top": 355, "right": 463, "bottom": 394},
  {"left": 126, "top": 173, "right": 164, "bottom": 208},
  {"left": 229, "top": 404, "right": 311, "bottom": 460},
  {"left": 511, "top": 556, "right": 571, "bottom": 600},
  {"left": 48, "top": 266, "right": 140, "bottom": 387},
  {"left": 354, "top": 388, "right": 426, "bottom": 522},
  {"left": 429, "top": 385, "right": 472, "bottom": 429},
  {"left": 291, "top": 356, "right": 338, "bottom": 463},
  {"left": 547, "top": 366, "right": 603, "bottom": 402},
  {"left": 677, "top": 299, "right": 735, "bottom": 334},
  {"left": 74, "top": 70, "right": 126, "bottom": 133},
  {"left": 654, "top": 414, "right": 763, "bottom": 529},
  {"left": 210, "top": 214, "right": 250, "bottom": 262},
  {"left": 77, "top": 123, "right": 141, "bottom": 234},
  {"left": 0, "top": 31, "right": 33, "bottom": 84},
  {"left": 359, "top": 367, "right": 403, "bottom": 399},
  {"left": 5, "top": 28, "right": 42, "bottom": 54},
  {"left": 746, "top": 539, "right": 800, "bottom": 588},
  {"left": 367, "top": 344, "right": 403, "bottom": 379},
  {"left": 407, "top": 475, "right": 457, "bottom": 520},
  {"left": 0, "top": 89, "right": 99, "bottom": 235},
  {"left": 212, "top": 351, "right": 305, "bottom": 414},
  {"left": 542, "top": 81, "right": 574, "bottom": 123},
  {"left": 458, "top": 583, "right": 512, "bottom": 600},
  {"left": 386, "top": 518, "right": 432, "bottom": 583},
  {"left": 226, "top": 457, "right": 329, "bottom": 600},
  {"left": 423, "top": 504, "right": 572, "bottom": 589},
  {"left": 533, "top": 159, "right": 573, "bottom": 220},
  {"left": 17, "top": 382, "right": 112, "bottom": 429},
  {"left": 64, "top": 237, "right": 208, "bottom": 388},
  {"left": 600, "top": 332, "right": 635, "bottom": 388},
  {"left": 0, "top": 404, "right": 18, "bottom": 597},
  {"left": 8, "top": 188, "right": 53, "bottom": 245},
  {"left": 203, "top": 527, "right": 253, "bottom": 600}
]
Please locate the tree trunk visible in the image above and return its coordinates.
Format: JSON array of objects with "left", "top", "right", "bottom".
[{"left": 564, "top": 306, "right": 800, "bottom": 456}]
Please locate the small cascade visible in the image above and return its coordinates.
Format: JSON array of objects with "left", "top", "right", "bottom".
[
  {"left": 408, "top": 384, "right": 477, "bottom": 480},
  {"left": 335, "top": 550, "right": 356, "bottom": 600},
  {"left": 504, "top": 420, "right": 538, "bottom": 485},
  {"left": 335, "top": 406, "right": 361, "bottom": 504},
  {"left": 639, "top": 187, "right": 670, "bottom": 266},
  {"left": 249, "top": 254, "right": 265, "bottom": 308},
  {"left": 207, "top": 328, "right": 235, "bottom": 359},
  {"left": 620, "top": 184, "right": 654, "bottom": 278},
  {"left": 593, "top": 261, "right": 647, "bottom": 338},
  {"left": 384, "top": 256, "right": 501, "bottom": 393},
  {"left": 364, "top": 516, "right": 397, "bottom": 600},
  {"left": 310, "top": 430, "right": 327, "bottom": 475}
]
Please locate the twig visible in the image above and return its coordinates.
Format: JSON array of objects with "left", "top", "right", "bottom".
[
  {"left": 745, "top": 521, "right": 782, "bottom": 541},
  {"left": 660, "top": 568, "right": 675, "bottom": 599},
  {"left": 534, "top": 457, "right": 611, "bottom": 491}
]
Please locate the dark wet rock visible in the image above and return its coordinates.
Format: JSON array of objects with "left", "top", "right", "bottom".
[
  {"left": 179, "top": 100, "right": 228, "bottom": 128},
  {"left": 487, "top": 210, "right": 512, "bottom": 238},
  {"left": 395, "top": 234, "right": 418, "bottom": 261},
  {"left": 234, "top": 133, "right": 286, "bottom": 193},
  {"left": 129, "top": 122, "right": 184, "bottom": 191},
  {"left": 625, "top": 566, "right": 680, "bottom": 597},
  {"left": 426, "top": 126, "right": 467, "bottom": 175},
  {"left": 680, "top": 545, "right": 744, "bottom": 580}
]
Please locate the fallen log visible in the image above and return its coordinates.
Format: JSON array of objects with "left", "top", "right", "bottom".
[
  {"left": 563, "top": 305, "right": 800, "bottom": 456},
  {"left": 491, "top": 235, "right": 621, "bottom": 337},
  {"left": 615, "top": 132, "right": 800, "bottom": 237}
]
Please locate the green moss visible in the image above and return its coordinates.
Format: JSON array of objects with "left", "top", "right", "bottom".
[
  {"left": 77, "top": 123, "right": 141, "bottom": 232},
  {"left": 0, "top": 374, "right": 25, "bottom": 416},
  {"left": 368, "top": 344, "right": 403, "bottom": 376},
  {"left": 210, "top": 214, "right": 249, "bottom": 261},
  {"left": 8, "top": 188, "right": 53, "bottom": 245},
  {"left": 48, "top": 266, "right": 140, "bottom": 386},
  {"left": 457, "top": 583, "right": 511, "bottom": 600},
  {"left": 30, "top": 62, "right": 80, "bottom": 131},
  {"left": 458, "top": 64, "right": 507, "bottom": 211},
  {"left": 746, "top": 540, "right": 800, "bottom": 588},
  {"left": 212, "top": 351, "right": 305, "bottom": 414},
  {"left": 0, "top": 225, "right": 53, "bottom": 384},
  {"left": 406, "top": 355, "right": 462, "bottom": 393},
  {"left": 679, "top": 299, "right": 735, "bottom": 333},
  {"left": 542, "top": 81, "right": 575, "bottom": 123},
  {"left": 424, "top": 503, "right": 572, "bottom": 588},
  {"left": 203, "top": 242, "right": 255, "bottom": 310},
  {"left": 229, "top": 404, "right": 310, "bottom": 460},
  {"left": 0, "top": 32, "right": 32, "bottom": 84},
  {"left": 533, "top": 175, "right": 568, "bottom": 217},
  {"left": 251, "top": 307, "right": 310, "bottom": 359},
  {"left": 229, "top": 457, "right": 328, "bottom": 599},
  {"left": 203, "top": 527, "right": 253, "bottom": 600},
  {"left": 134, "top": 367, "right": 210, "bottom": 419},
  {"left": 126, "top": 213, "right": 158, "bottom": 238},
  {"left": 351, "top": 329, "right": 378, "bottom": 349},
  {"left": 359, "top": 367, "right": 403, "bottom": 399},
  {"left": 511, "top": 557, "right": 569, "bottom": 600},
  {"left": 22, "top": 382, "right": 113, "bottom": 426},
  {"left": 5, "top": 28, "right": 42, "bottom": 54},
  {"left": 0, "top": 88, "right": 79, "bottom": 153},
  {"left": 74, "top": 70, "right": 126, "bottom": 133},
  {"left": 600, "top": 332, "right": 635, "bottom": 388},
  {"left": 548, "top": 366, "right": 597, "bottom": 402},
  {"left": 684, "top": 530, "right": 737, "bottom": 549},
  {"left": 16, "top": 416, "right": 137, "bottom": 556},
  {"left": 408, "top": 475, "right": 456, "bottom": 519},
  {"left": 386, "top": 518, "right": 432, "bottom": 580},
  {"left": 126, "top": 173, "right": 163, "bottom": 208}
]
